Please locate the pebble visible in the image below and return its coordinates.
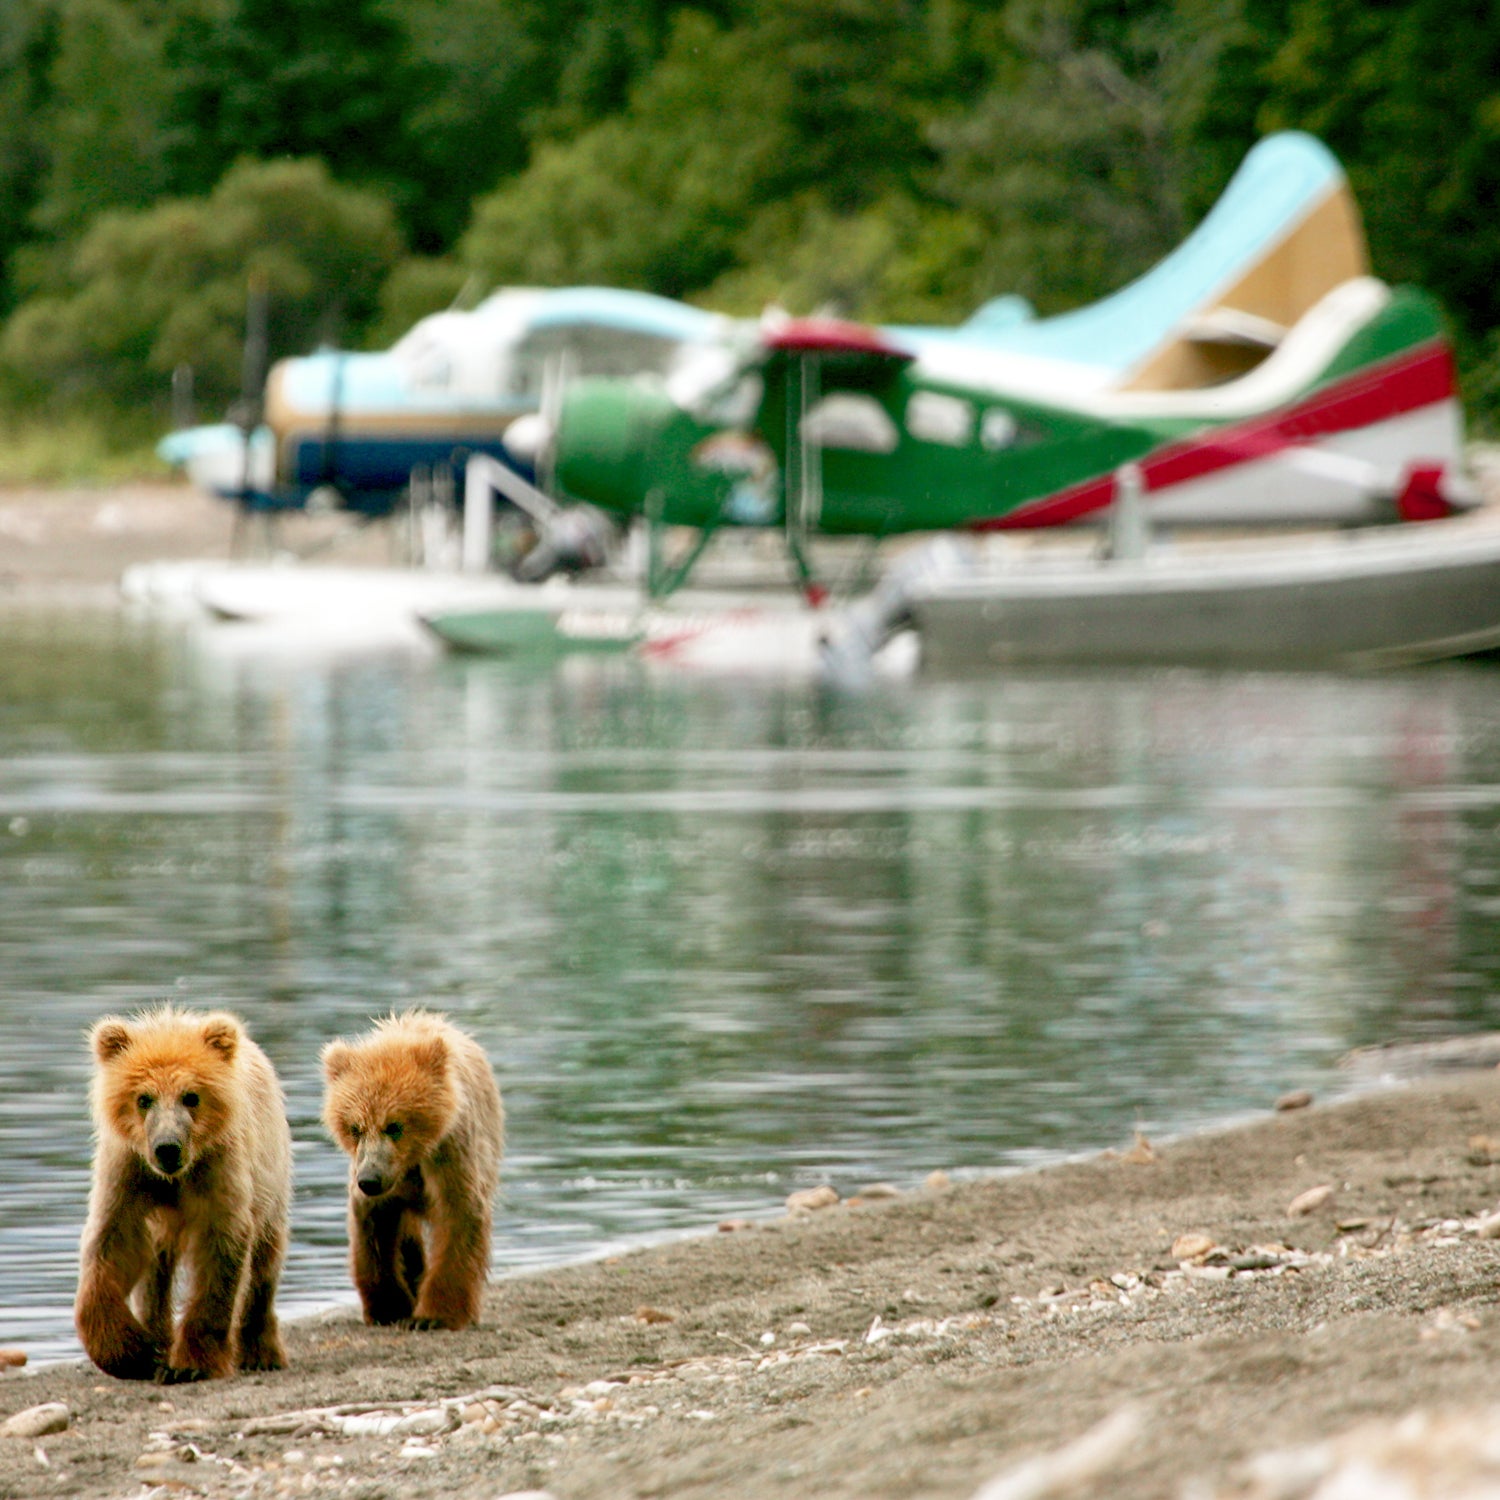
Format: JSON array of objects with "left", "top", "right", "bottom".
[
  {"left": 1286, "top": 1184, "right": 1335, "bottom": 1217},
  {"left": 786, "top": 1185, "right": 839, "bottom": 1213},
  {"left": 1230, "top": 1251, "right": 1287, "bottom": 1272},
  {"left": 925, "top": 1170, "right": 952, "bottom": 1192},
  {"left": 786, "top": 1321, "right": 812, "bottom": 1336},
  {"left": 1, "top": 1403, "right": 69, "bottom": 1439},
  {"left": 1475, "top": 1211, "right": 1500, "bottom": 1239},
  {"left": 136, "top": 1448, "right": 195, "bottom": 1470},
  {"left": 392, "top": 1407, "right": 458, "bottom": 1437},
  {"left": 328, "top": 1413, "right": 393, "bottom": 1437},
  {"left": 0, "top": 1350, "right": 25, "bottom": 1371},
  {"left": 1182, "top": 1263, "right": 1231, "bottom": 1282},
  {"left": 717, "top": 1219, "right": 753, "bottom": 1233},
  {"left": 1275, "top": 1089, "right": 1313, "bottom": 1111},
  {"left": 1170, "top": 1232, "right": 1218, "bottom": 1262},
  {"left": 856, "top": 1182, "right": 901, "bottom": 1200},
  {"left": 634, "top": 1305, "right": 675, "bottom": 1324}
]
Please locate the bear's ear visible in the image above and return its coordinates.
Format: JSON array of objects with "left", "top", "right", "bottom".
[
  {"left": 413, "top": 1035, "right": 449, "bottom": 1077},
  {"left": 200, "top": 1013, "right": 241, "bottom": 1061},
  {"left": 90, "top": 1017, "right": 132, "bottom": 1064},
  {"left": 321, "top": 1039, "right": 353, "bottom": 1082}
]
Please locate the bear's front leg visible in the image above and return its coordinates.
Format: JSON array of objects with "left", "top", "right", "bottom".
[
  {"left": 75, "top": 1199, "right": 165, "bottom": 1381},
  {"left": 134, "top": 1241, "right": 178, "bottom": 1350},
  {"left": 76, "top": 1262, "right": 164, "bottom": 1379},
  {"left": 352, "top": 1197, "right": 417, "bottom": 1325},
  {"left": 163, "top": 1223, "right": 248, "bottom": 1382},
  {"left": 406, "top": 1183, "right": 487, "bottom": 1331},
  {"left": 236, "top": 1223, "right": 288, "bottom": 1371}
]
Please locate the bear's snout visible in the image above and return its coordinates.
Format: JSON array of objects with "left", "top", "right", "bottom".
[
  {"left": 145, "top": 1105, "right": 194, "bottom": 1177},
  {"left": 353, "top": 1136, "right": 397, "bottom": 1198}
]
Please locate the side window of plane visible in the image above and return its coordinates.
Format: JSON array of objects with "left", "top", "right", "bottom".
[
  {"left": 907, "top": 391, "right": 975, "bottom": 447},
  {"left": 802, "top": 393, "right": 900, "bottom": 454},
  {"left": 980, "top": 407, "right": 1019, "bottom": 451}
]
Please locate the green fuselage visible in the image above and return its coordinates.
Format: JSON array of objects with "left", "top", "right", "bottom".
[
  {"left": 550, "top": 285, "right": 1448, "bottom": 537},
  {"left": 554, "top": 361, "right": 1174, "bottom": 536}
]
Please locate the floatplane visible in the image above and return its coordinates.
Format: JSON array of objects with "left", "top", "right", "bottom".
[
  {"left": 152, "top": 133, "right": 1500, "bottom": 673},
  {"left": 416, "top": 130, "right": 1500, "bottom": 670}
]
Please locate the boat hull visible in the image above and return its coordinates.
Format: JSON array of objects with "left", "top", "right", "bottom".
[{"left": 909, "top": 517, "right": 1500, "bottom": 670}]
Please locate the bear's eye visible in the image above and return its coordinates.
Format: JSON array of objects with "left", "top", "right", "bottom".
[
  {"left": 348, "top": 1124, "right": 363, "bottom": 1140},
  {"left": 181, "top": 1092, "right": 199, "bottom": 1109},
  {"left": 136, "top": 1093, "right": 153, "bottom": 1112},
  {"left": 383, "top": 1122, "right": 403, "bottom": 1141}
]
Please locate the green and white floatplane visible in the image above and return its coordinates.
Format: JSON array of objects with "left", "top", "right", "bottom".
[{"left": 531, "top": 132, "right": 1471, "bottom": 588}]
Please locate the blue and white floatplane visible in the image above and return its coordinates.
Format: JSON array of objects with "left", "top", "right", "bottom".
[{"left": 158, "top": 286, "right": 729, "bottom": 516}]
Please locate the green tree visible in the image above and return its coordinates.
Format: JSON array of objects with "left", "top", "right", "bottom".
[
  {"left": 462, "top": 12, "right": 797, "bottom": 296},
  {"left": 933, "top": 0, "right": 1244, "bottom": 317},
  {"left": 1, "top": 158, "right": 403, "bottom": 415},
  {"left": 0, "top": 0, "right": 57, "bottom": 314},
  {"left": 1210, "top": 0, "right": 1500, "bottom": 342},
  {"left": 460, "top": 0, "right": 999, "bottom": 306},
  {"left": 395, "top": 0, "right": 744, "bottom": 247},
  {"left": 703, "top": 193, "right": 987, "bottom": 322},
  {"left": 525, "top": 0, "right": 743, "bottom": 140},
  {"left": 165, "top": 0, "right": 421, "bottom": 222},
  {"left": 1195, "top": 0, "right": 1500, "bottom": 425},
  {"left": 748, "top": 0, "right": 962, "bottom": 211},
  {"left": 30, "top": 0, "right": 186, "bottom": 241}
]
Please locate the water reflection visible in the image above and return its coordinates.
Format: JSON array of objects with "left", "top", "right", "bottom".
[{"left": 1, "top": 608, "right": 1499, "bottom": 1361}]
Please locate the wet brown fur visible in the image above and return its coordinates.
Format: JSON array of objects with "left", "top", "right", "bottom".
[
  {"left": 75, "top": 1005, "right": 292, "bottom": 1382},
  {"left": 322, "top": 1010, "right": 504, "bottom": 1331}
]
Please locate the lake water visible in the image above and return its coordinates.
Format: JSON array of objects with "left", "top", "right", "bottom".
[{"left": 3, "top": 602, "right": 1500, "bottom": 1363}]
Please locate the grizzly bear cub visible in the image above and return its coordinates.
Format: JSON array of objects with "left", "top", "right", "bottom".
[
  {"left": 75, "top": 1005, "right": 292, "bottom": 1382},
  {"left": 321, "top": 1010, "right": 503, "bottom": 1331}
]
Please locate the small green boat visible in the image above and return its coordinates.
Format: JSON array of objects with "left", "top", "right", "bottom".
[{"left": 421, "top": 596, "right": 645, "bottom": 655}]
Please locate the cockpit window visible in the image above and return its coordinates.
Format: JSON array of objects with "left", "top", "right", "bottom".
[
  {"left": 980, "top": 407, "right": 1019, "bottom": 451},
  {"left": 803, "top": 393, "right": 899, "bottom": 453},
  {"left": 503, "top": 326, "right": 681, "bottom": 400},
  {"left": 906, "top": 391, "right": 974, "bottom": 447}
]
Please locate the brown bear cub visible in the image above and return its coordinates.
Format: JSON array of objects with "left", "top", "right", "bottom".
[
  {"left": 321, "top": 1010, "right": 503, "bottom": 1331},
  {"left": 75, "top": 1005, "right": 292, "bottom": 1382}
]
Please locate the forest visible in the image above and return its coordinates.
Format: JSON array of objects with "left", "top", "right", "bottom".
[{"left": 0, "top": 0, "right": 1497, "bottom": 457}]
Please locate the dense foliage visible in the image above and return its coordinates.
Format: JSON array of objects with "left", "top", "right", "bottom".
[{"left": 0, "top": 0, "right": 1497, "bottom": 433}]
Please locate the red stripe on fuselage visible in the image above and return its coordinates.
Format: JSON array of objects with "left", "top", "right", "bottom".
[{"left": 973, "top": 341, "right": 1456, "bottom": 531}]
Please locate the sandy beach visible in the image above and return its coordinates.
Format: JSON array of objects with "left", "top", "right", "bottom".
[
  {"left": 6, "top": 483, "right": 1500, "bottom": 1497},
  {"left": 4, "top": 1070, "right": 1500, "bottom": 1498},
  {"left": 0, "top": 482, "right": 392, "bottom": 601}
]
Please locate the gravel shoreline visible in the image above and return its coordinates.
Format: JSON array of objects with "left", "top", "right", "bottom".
[{"left": 6, "top": 1072, "right": 1500, "bottom": 1498}]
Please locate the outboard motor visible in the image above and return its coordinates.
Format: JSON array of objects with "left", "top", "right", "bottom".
[
  {"left": 513, "top": 503, "right": 621, "bottom": 582},
  {"left": 819, "top": 535, "right": 977, "bottom": 683}
]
